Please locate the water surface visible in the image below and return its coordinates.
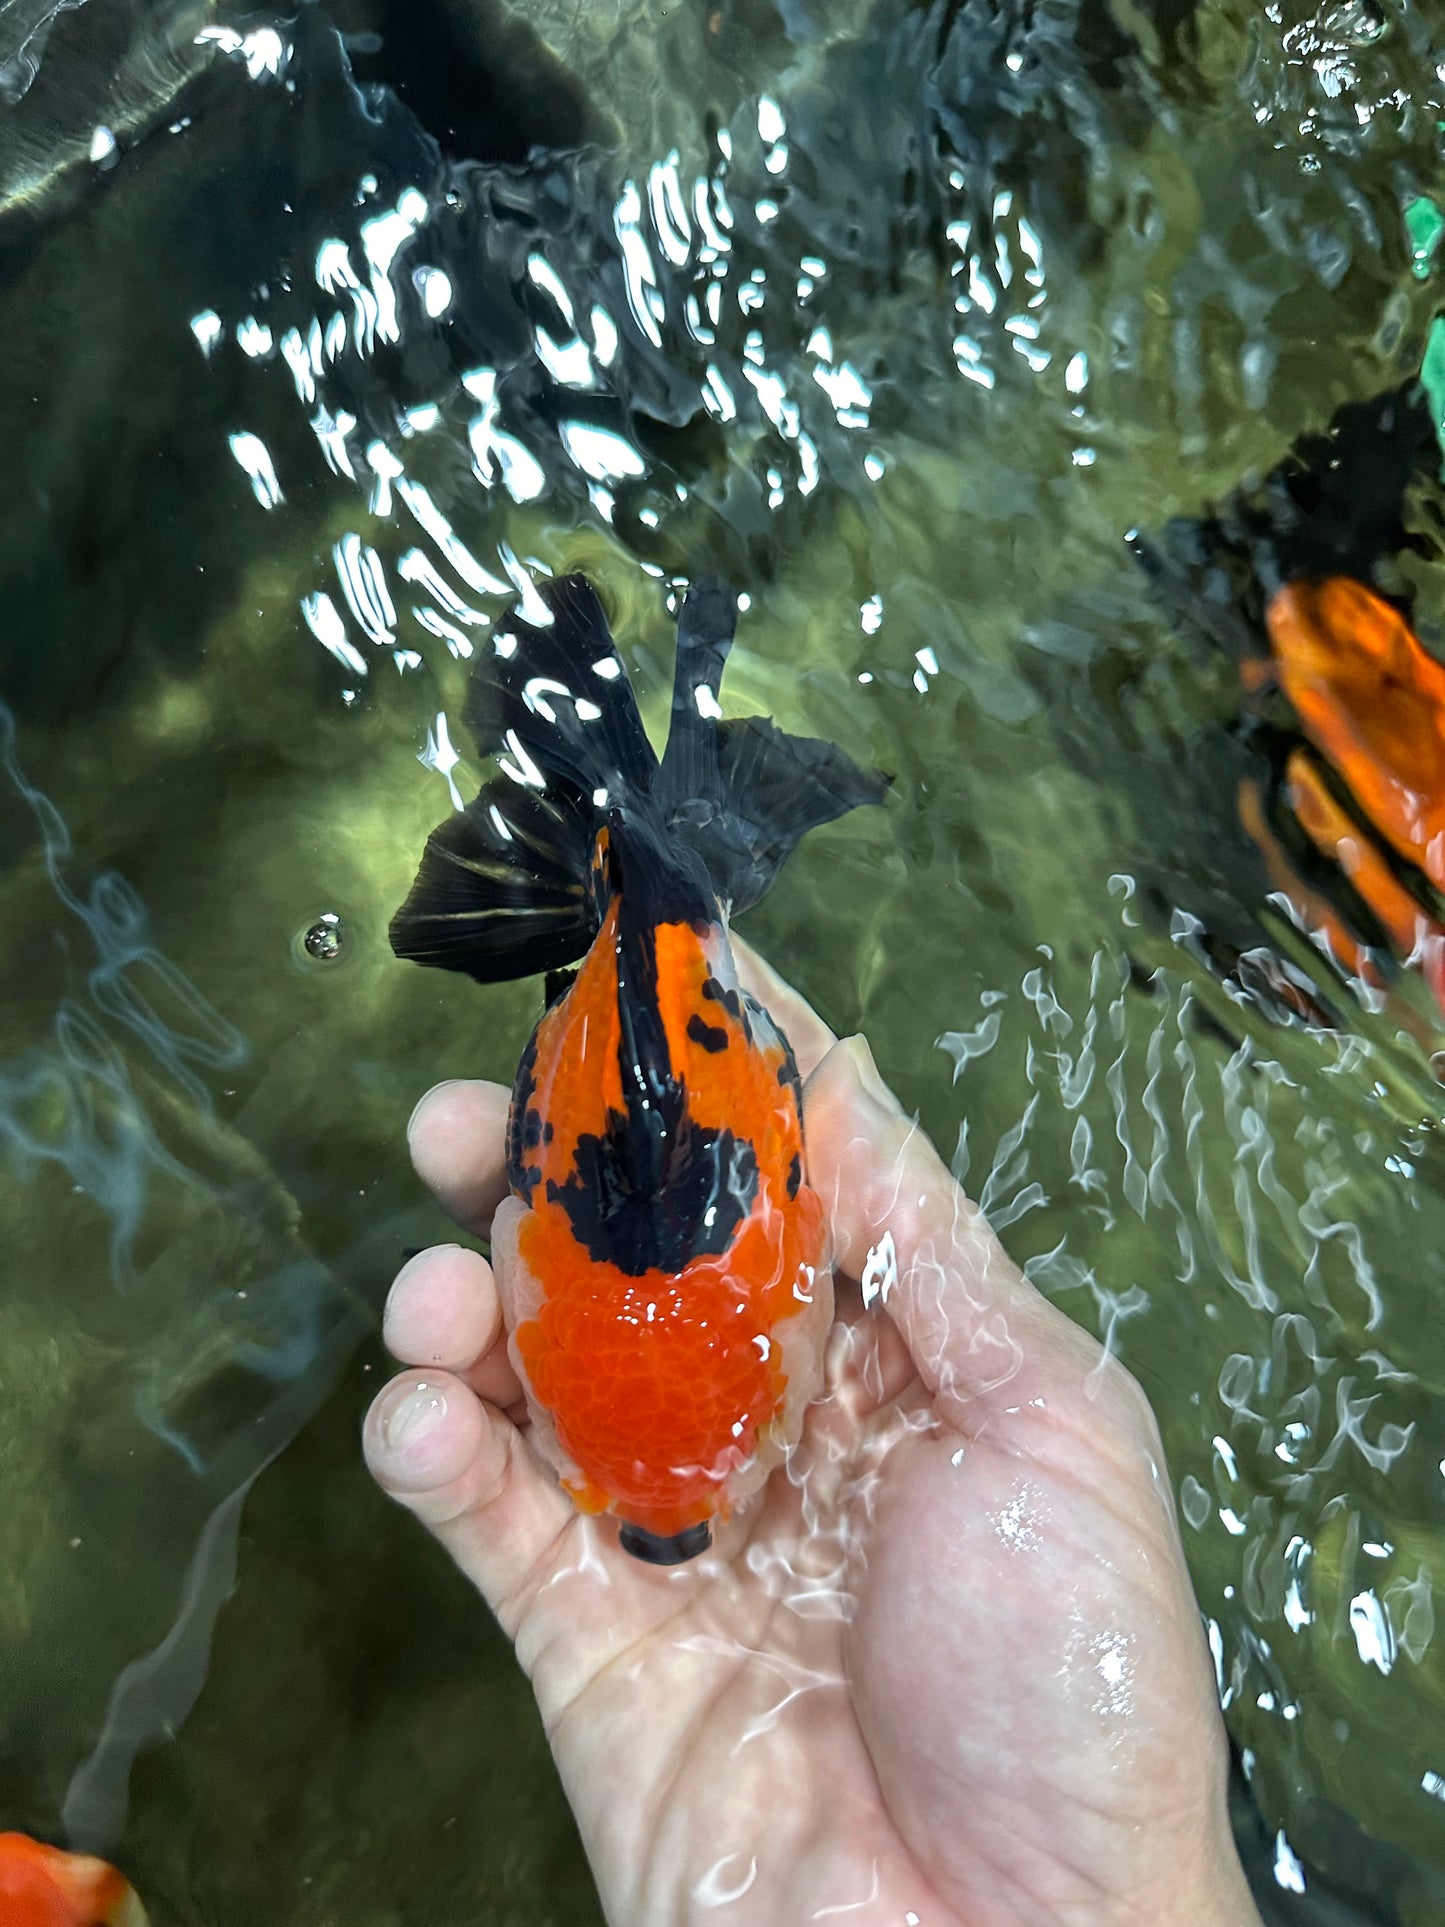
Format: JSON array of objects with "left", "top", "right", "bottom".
[{"left": 2, "top": 1, "right": 1444, "bottom": 1920}]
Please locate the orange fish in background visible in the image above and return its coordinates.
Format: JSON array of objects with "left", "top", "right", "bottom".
[
  {"left": 1266, "top": 578, "right": 1445, "bottom": 890},
  {"left": 391, "top": 575, "right": 886, "bottom": 1563},
  {"left": 1240, "top": 576, "right": 1445, "bottom": 1026},
  {"left": 1235, "top": 774, "right": 1384, "bottom": 1004},
  {"left": 0, "top": 1834, "right": 148, "bottom": 1927}
]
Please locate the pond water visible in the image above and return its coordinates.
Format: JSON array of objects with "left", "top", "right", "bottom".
[{"left": 2, "top": 0, "right": 1444, "bottom": 1920}]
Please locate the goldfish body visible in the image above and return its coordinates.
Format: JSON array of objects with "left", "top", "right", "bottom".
[
  {"left": 1266, "top": 577, "right": 1445, "bottom": 891},
  {"left": 1238, "top": 577, "right": 1445, "bottom": 1032},
  {"left": 0, "top": 1834, "right": 148, "bottom": 1927},
  {"left": 391, "top": 576, "right": 885, "bottom": 1562}
]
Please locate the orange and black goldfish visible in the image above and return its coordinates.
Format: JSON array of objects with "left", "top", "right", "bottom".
[
  {"left": 391, "top": 575, "right": 886, "bottom": 1563},
  {"left": 0, "top": 1833, "right": 147, "bottom": 1927},
  {"left": 1131, "top": 389, "right": 1445, "bottom": 1044},
  {"left": 1239, "top": 577, "right": 1445, "bottom": 1031}
]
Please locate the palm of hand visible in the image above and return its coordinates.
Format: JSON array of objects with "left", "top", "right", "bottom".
[{"left": 366, "top": 956, "right": 1253, "bottom": 1927}]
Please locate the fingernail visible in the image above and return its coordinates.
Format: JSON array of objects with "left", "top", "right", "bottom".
[
  {"left": 381, "top": 1380, "right": 448, "bottom": 1454},
  {"left": 391, "top": 1244, "right": 461, "bottom": 1295},
  {"left": 842, "top": 1034, "right": 903, "bottom": 1115},
  {"left": 407, "top": 1080, "right": 462, "bottom": 1144}
]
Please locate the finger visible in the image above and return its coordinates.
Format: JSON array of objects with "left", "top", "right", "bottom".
[
  {"left": 803, "top": 1036, "right": 1104, "bottom": 1429},
  {"left": 799, "top": 1052, "right": 921, "bottom": 1421},
  {"left": 383, "top": 1244, "right": 502, "bottom": 1370},
  {"left": 730, "top": 935, "right": 838, "bottom": 1078},
  {"left": 821, "top": 1282, "right": 920, "bottom": 1418},
  {"left": 383, "top": 1241, "right": 527, "bottom": 1407},
  {"left": 408, "top": 1079, "right": 512, "bottom": 1234},
  {"left": 365, "top": 1368, "right": 572, "bottom": 1632}
]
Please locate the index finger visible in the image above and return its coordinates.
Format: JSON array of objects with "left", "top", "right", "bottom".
[
  {"left": 730, "top": 934, "right": 838, "bottom": 1078},
  {"left": 408, "top": 1078, "right": 512, "bottom": 1236},
  {"left": 804, "top": 1034, "right": 1114, "bottom": 1429}
]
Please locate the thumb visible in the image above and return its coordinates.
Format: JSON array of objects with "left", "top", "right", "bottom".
[{"left": 803, "top": 1035, "right": 1103, "bottom": 1424}]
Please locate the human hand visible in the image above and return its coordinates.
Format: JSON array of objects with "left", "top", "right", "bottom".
[{"left": 365, "top": 945, "right": 1263, "bottom": 1927}]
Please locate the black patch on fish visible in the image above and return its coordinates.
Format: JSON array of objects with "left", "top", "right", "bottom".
[
  {"left": 545, "top": 965, "right": 579, "bottom": 1011},
  {"left": 1133, "top": 384, "right": 1439, "bottom": 656},
  {"left": 506, "top": 1028, "right": 543, "bottom": 1202},
  {"left": 701, "top": 976, "right": 754, "bottom": 1043},
  {"left": 549, "top": 1114, "right": 758, "bottom": 1276},
  {"left": 787, "top": 1153, "right": 802, "bottom": 1200},
  {"left": 701, "top": 976, "right": 743, "bottom": 1018},
  {"left": 687, "top": 1013, "right": 729, "bottom": 1054},
  {"left": 775, "top": 1047, "right": 803, "bottom": 1117},
  {"left": 543, "top": 1120, "right": 555, "bottom": 1143},
  {"left": 619, "top": 1519, "right": 712, "bottom": 1565}
]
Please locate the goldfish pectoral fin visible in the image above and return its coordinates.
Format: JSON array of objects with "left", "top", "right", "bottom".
[
  {"left": 389, "top": 779, "right": 596, "bottom": 983},
  {"left": 561, "top": 1474, "right": 611, "bottom": 1515}
]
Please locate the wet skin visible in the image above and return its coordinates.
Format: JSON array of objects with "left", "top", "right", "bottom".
[{"left": 365, "top": 942, "right": 1263, "bottom": 1927}]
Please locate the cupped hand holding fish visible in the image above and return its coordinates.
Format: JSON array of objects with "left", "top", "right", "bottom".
[{"left": 366, "top": 946, "right": 1262, "bottom": 1927}]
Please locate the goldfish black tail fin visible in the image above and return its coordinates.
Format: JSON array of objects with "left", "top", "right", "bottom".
[
  {"left": 390, "top": 572, "right": 886, "bottom": 984},
  {"left": 389, "top": 575, "right": 657, "bottom": 983},
  {"left": 463, "top": 575, "right": 660, "bottom": 799},
  {"left": 387, "top": 779, "right": 596, "bottom": 983},
  {"left": 658, "top": 578, "right": 889, "bottom": 916},
  {"left": 656, "top": 576, "right": 738, "bottom": 807}
]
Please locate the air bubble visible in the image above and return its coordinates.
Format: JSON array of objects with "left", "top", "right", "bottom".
[{"left": 299, "top": 912, "right": 347, "bottom": 964}]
